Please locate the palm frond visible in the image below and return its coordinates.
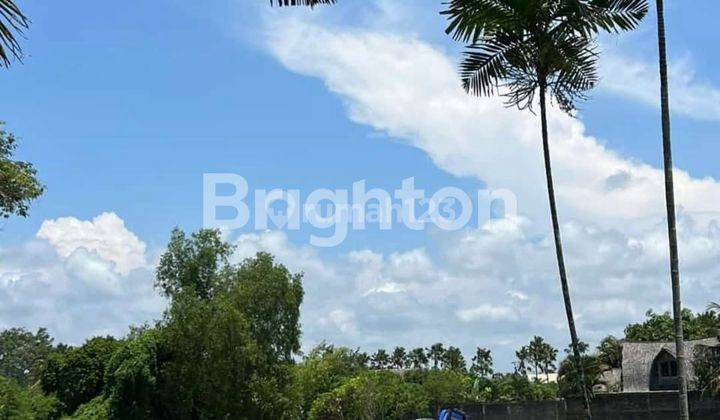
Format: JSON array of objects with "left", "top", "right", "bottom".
[
  {"left": 589, "top": 0, "right": 649, "bottom": 32},
  {"left": 269, "top": 0, "right": 336, "bottom": 7},
  {"left": 442, "top": 0, "right": 515, "bottom": 43},
  {"left": 459, "top": 38, "right": 516, "bottom": 97},
  {"left": 550, "top": 36, "right": 599, "bottom": 112},
  {"left": 0, "top": 0, "right": 28, "bottom": 67}
]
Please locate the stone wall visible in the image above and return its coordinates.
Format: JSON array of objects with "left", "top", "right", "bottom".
[{"left": 442, "top": 391, "right": 720, "bottom": 419}]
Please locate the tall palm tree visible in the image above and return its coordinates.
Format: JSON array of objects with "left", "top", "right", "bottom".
[
  {"left": 654, "top": 1, "right": 688, "bottom": 417},
  {"left": 0, "top": 0, "right": 28, "bottom": 67},
  {"left": 443, "top": 1, "right": 647, "bottom": 417}
]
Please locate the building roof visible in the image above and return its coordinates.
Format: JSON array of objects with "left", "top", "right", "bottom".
[{"left": 621, "top": 338, "right": 719, "bottom": 392}]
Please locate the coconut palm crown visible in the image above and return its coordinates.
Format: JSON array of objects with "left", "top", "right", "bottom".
[{"left": 443, "top": 0, "right": 647, "bottom": 113}]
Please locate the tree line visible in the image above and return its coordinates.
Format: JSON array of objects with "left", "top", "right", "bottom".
[{"left": 1, "top": 232, "right": 720, "bottom": 418}]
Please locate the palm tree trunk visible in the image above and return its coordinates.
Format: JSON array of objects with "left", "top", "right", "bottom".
[
  {"left": 539, "top": 84, "right": 592, "bottom": 420},
  {"left": 654, "top": 1, "right": 689, "bottom": 418}
]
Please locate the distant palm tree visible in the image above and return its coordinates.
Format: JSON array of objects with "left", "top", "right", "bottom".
[
  {"left": 427, "top": 343, "right": 445, "bottom": 369},
  {"left": 443, "top": 1, "right": 647, "bottom": 417},
  {"left": 470, "top": 347, "right": 493, "bottom": 378},
  {"left": 391, "top": 346, "right": 407, "bottom": 369},
  {"left": 370, "top": 348, "right": 390, "bottom": 369},
  {"left": 442, "top": 346, "right": 467, "bottom": 372},
  {"left": 408, "top": 347, "right": 429, "bottom": 369},
  {"left": 653, "top": 0, "right": 687, "bottom": 417},
  {"left": 0, "top": 0, "right": 29, "bottom": 67}
]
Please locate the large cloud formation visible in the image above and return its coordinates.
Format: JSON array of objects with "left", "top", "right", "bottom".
[
  {"left": 0, "top": 213, "right": 164, "bottom": 344},
  {"left": 256, "top": 15, "right": 720, "bottom": 367}
]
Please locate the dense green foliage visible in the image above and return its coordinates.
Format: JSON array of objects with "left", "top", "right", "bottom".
[
  {"left": 557, "top": 350, "right": 602, "bottom": 398},
  {"left": 0, "top": 123, "right": 44, "bottom": 218},
  {"left": 155, "top": 228, "right": 234, "bottom": 299},
  {"left": 40, "top": 337, "right": 120, "bottom": 414},
  {"left": 0, "top": 375, "right": 59, "bottom": 419},
  {"left": 624, "top": 309, "right": 720, "bottom": 341},
  {"left": 692, "top": 345, "right": 720, "bottom": 396},
  {"left": 292, "top": 343, "right": 367, "bottom": 417},
  {"left": 309, "top": 371, "right": 430, "bottom": 420},
  {"left": 0, "top": 327, "right": 54, "bottom": 386}
]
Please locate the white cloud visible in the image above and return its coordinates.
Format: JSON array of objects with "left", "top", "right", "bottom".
[
  {"left": 0, "top": 214, "right": 164, "bottom": 345},
  {"left": 265, "top": 19, "right": 720, "bottom": 233},
  {"left": 600, "top": 52, "right": 720, "bottom": 121},
  {"left": 37, "top": 212, "right": 147, "bottom": 275},
  {"left": 457, "top": 304, "right": 519, "bottom": 322}
]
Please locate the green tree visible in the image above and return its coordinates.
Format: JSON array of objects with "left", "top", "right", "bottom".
[
  {"left": 69, "top": 396, "right": 111, "bottom": 420},
  {"left": 0, "top": 0, "right": 28, "bottom": 67},
  {"left": 407, "top": 347, "right": 428, "bottom": 370},
  {"left": 557, "top": 352, "right": 601, "bottom": 399},
  {"left": 470, "top": 347, "right": 493, "bottom": 378},
  {"left": 225, "top": 251, "right": 304, "bottom": 362},
  {"left": 0, "top": 124, "right": 44, "bottom": 218},
  {"left": 159, "top": 292, "right": 272, "bottom": 419},
  {"left": 419, "top": 369, "right": 472, "bottom": 413},
  {"left": 443, "top": 1, "right": 647, "bottom": 416},
  {"left": 489, "top": 373, "right": 558, "bottom": 403},
  {"left": 691, "top": 344, "right": 720, "bottom": 397},
  {"left": 442, "top": 346, "right": 466, "bottom": 372},
  {"left": 514, "top": 346, "right": 529, "bottom": 376},
  {"left": 653, "top": 0, "right": 687, "bottom": 416},
  {"left": 159, "top": 250, "right": 304, "bottom": 419},
  {"left": 104, "top": 329, "right": 164, "bottom": 419},
  {"left": 370, "top": 349, "right": 390, "bottom": 370},
  {"left": 526, "top": 337, "right": 557, "bottom": 382},
  {"left": 596, "top": 335, "right": 622, "bottom": 369},
  {"left": 390, "top": 347, "right": 407, "bottom": 369},
  {"left": 40, "top": 336, "right": 120, "bottom": 415},
  {"left": 427, "top": 343, "right": 445, "bottom": 369},
  {"left": 308, "top": 371, "right": 429, "bottom": 420},
  {"left": 0, "top": 375, "right": 60, "bottom": 420},
  {"left": 355, "top": 351, "right": 370, "bottom": 368},
  {"left": 155, "top": 228, "right": 234, "bottom": 299},
  {"left": 624, "top": 309, "right": 720, "bottom": 342},
  {"left": 293, "top": 343, "right": 367, "bottom": 418},
  {"left": 0, "top": 327, "right": 53, "bottom": 386},
  {"left": 527, "top": 337, "right": 545, "bottom": 380}
]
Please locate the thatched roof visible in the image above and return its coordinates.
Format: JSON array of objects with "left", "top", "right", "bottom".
[{"left": 621, "top": 338, "right": 719, "bottom": 392}]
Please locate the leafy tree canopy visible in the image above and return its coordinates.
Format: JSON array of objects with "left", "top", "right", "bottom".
[
  {"left": 0, "top": 327, "right": 54, "bottom": 386},
  {"left": 155, "top": 228, "right": 234, "bottom": 299},
  {"left": 0, "top": 124, "right": 44, "bottom": 218},
  {"left": 0, "top": 375, "right": 60, "bottom": 420},
  {"left": 40, "top": 336, "right": 120, "bottom": 415},
  {"left": 624, "top": 309, "right": 720, "bottom": 342}
]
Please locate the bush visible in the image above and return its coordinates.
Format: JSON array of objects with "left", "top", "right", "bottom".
[
  {"left": 104, "top": 329, "right": 164, "bottom": 419},
  {"left": 413, "top": 369, "right": 472, "bottom": 413},
  {"left": 41, "top": 337, "right": 120, "bottom": 415},
  {"left": 67, "top": 396, "right": 110, "bottom": 419},
  {"left": 0, "top": 375, "right": 60, "bottom": 420},
  {"left": 292, "top": 343, "right": 368, "bottom": 417},
  {"left": 309, "top": 371, "right": 430, "bottom": 420}
]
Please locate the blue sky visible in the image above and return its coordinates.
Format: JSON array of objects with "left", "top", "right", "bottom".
[{"left": 2, "top": 0, "right": 720, "bottom": 370}]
